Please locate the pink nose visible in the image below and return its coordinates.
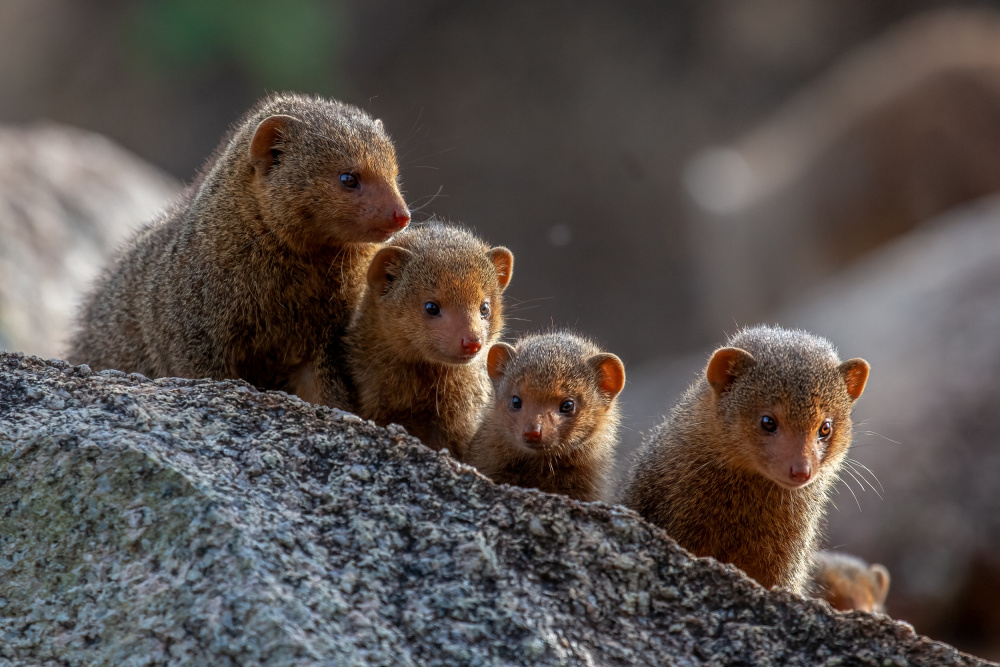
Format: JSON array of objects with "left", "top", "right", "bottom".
[
  {"left": 461, "top": 338, "right": 482, "bottom": 355},
  {"left": 789, "top": 465, "right": 812, "bottom": 484},
  {"left": 523, "top": 427, "right": 542, "bottom": 443},
  {"left": 393, "top": 209, "right": 410, "bottom": 229}
]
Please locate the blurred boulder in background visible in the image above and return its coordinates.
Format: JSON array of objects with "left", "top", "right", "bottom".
[
  {"left": 0, "top": 123, "right": 179, "bottom": 358},
  {"left": 687, "top": 9, "right": 1000, "bottom": 334},
  {"left": 622, "top": 195, "right": 1000, "bottom": 659}
]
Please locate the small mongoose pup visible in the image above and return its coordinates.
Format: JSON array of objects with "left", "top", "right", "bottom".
[
  {"left": 68, "top": 93, "right": 409, "bottom": 406},
  {"left": 808, "top": 550, "right": 891, "bottom": 613},
  {"left": 345, "top": 223, "right": 513, "bottom": 459},
  {"left": 465, "top": 332, "right": 625, "bottom": 502},
  {"left": 623, "top": 325, "right": 870, "bottom": 593}
]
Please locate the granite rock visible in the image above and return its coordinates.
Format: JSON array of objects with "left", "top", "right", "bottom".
[{"left": 0, "top": 353, "right": 990, "bottom": 666}]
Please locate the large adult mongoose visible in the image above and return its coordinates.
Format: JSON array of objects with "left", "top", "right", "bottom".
[
  {"left": 466, "top": 331, "right": 625, "bottom": 502},
  {"left": 67, "top": 93, "right": 409, "bottom": 407},
  {"left": 623, "top": 325, "right": 870, "bottom": 593},
  {"left": 808, "top": 550, "right": 891, "bottom": 613},
  {"left": 344, "top": 222, "right": 513, "bottom": 458}
]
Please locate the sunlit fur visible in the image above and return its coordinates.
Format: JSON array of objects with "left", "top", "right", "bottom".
[
  {"left": 808, "top": 550, "right": 890, "bottom": 613},
  {"left": 68, "top": 93, "right": 407, "bottom": 408},
  {"left": 466, "top": 331, "right": 624, "bottom": 502},
  {"left": 623, "top": 325, "right": 869, "bottom": 593},
  {"left": 345, "top": 222, "right": 513, "bottom": 459}
]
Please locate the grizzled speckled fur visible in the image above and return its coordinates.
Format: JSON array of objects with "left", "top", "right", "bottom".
[
  {"left": 466, "top": 331, "right": 625, "bottom": 502},
  {"left": 344, "top": 223, "right": 513, "bottom": 459},
  {"left": 623, "top": 326, "right": 870, "bottom": 593},
  {"left": 67, "top": 93, "right": 408, "bottom": 406}
]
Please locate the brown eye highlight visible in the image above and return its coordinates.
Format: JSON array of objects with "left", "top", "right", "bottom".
[
  {"left": 760, "top": 415, "right": 777, "bottom": 433},
  {"left": 818, "top": 420, "right": 832, "bottom": 438}
]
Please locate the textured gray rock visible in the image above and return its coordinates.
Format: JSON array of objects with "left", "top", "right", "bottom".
[
  {"left": 0, "top": 122, "right": 179, "bottom": 358},
  {"left": 0, "top": 354, "right": 990, "bottom": 666}
]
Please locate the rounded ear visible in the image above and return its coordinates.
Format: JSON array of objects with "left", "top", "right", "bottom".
[
  {"left": 839, "top": 358, "right": 870, "bottom": 401},
  {"left": 486, "top": 343, "right": 515, "bottom": 381},
  {"left": 374, "top": 118, "right": 384, "bottom": 131},
  {"left": 249, "top": 114, "right": 302, "bottom": 176},
  {"left": 870, "top": 563, "right": 891, "bottom": 601},
  {"left": 589, "top": 353, "right": 626, "bottom": 399},
  {"left": 706, "top": 347, "right": 756, "bottom": 396},
  {"left": 487, "top": 247, "right": 514, "bottom": 289},
  {"left": 366, "top": 246, "right": 413, "bottom": 292}
]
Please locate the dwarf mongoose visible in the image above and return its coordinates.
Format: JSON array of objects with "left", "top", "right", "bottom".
[
  {"left": 466, "top": 332, "right": 625, "bottom": 502},
  {"left": 809, "top": 550, "right": 890, "bottom": 613},
  {"left": 345, "top": 222, "right": 513, "bottom": 458},
  {"left": 67, "top": 93, "right": 409, "bottom": 407},
  {"left": 623, "top": 325, "right": 870, "bottom": 593}
]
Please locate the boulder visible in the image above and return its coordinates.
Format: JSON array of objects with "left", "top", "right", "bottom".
[
  {"left": 0, "top": 122, "right": 179, "bottom": 359},
  {"left": 0, "top": 353, "right": 988, "bottom": 665}
]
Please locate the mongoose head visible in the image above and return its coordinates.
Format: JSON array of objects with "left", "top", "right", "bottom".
[
  {"left": 705, "top": 326, "right": 869, "bottom": 490},
  {"left": 812, "top": 551, "right": 890, "bottom": 613},
  {"left": 484, "top": 332, "right": 625, "bottom": 456},
  {"left": 242, "top": 94, "right": 409, "bottom": 252},
  {"left": 364, "top": 224, "right": 513, "bottom": 365}
]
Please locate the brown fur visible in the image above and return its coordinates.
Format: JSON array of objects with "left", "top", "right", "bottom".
[
  {"left": 809, "top": 550, "right": 891, "bottom": 613},
  {"left": 344, "top": 222, "right": 513, "bottom": 458},
  {"left": 623, "top": 325, "right": 870, "bottom": 593},
  {"left": 67, "top": 93, "right": 408, "bottom": 406},
  {"left": 466, "top": 331, "right": 625, "bottom": 502}
]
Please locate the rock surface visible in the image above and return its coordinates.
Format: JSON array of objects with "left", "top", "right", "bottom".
[
  {"left": 0, "top": 354, "right": 990, "bottom": 665},
  {"left": 0, "top": 122, "right": 179, "bottom": 359}
]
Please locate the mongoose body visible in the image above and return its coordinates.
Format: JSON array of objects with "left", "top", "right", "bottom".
[
  {"left": 345, "top": 223, "right": 513, "bottom": 458},
  {"left": 67, "top": 93, "right": 409, "bottom": 406},
  {"left": 466, "top": 332, "right": 625, "bottom": 502},
  {"left": 809, "top": 550, "right": 890, "bottom": 613},
  {"left": 623, "top": 325, "right": 870, "bottom": 593}
]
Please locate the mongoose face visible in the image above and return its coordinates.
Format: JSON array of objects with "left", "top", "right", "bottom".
[
  {"left": 812, "top": 551, "right": 890, "bottom": 613},
  {"left": 364, "top": 224, "right": 513, "bottom": 366},
  {"left": 706, "top": 327, "right": 869, "bottom": 490},
  {"left": 484, "top": 333, "right": 625, "bottom": 456},
  {"left": 245, "top": 96, "right": 410, "bottom": 252}
]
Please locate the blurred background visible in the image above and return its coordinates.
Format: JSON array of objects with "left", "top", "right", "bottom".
[{"left": 2, "top": 0, "right": 999, "bottom": 657}]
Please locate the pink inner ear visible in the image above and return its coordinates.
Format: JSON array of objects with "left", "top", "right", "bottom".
[
  {"left": 706, "top": 347, "right": 753, "bottom": 395},
  {"left": 486, "top": 344, "right": 514, "bottom": 380},
  {"left": 597, "top": 357, "right": 625, "bottom": 396}
]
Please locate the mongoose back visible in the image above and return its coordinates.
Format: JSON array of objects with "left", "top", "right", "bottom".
[
  {"left": 466, "top": 332, "right": 625, "bottom": 502},
  {"left": 345, "top": 223, "right": 513, "bottom": 458},
  {"left": 809, "top": 550, "right": 891, "bottom": 613},
  {"left": 67, "top": 93, "right": 409, "bottom": 406},
  {"left": 623, "top": 325, "right": 870, "bottom": 593}
]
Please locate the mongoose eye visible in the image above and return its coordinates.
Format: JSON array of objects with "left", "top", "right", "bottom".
[
  {"left": 818, "top": 420, "right": 833, "bottom": 438},
  {"left": 424, "top": 301, "right": 441, "bottom": 317},
  {"left": 511, "top": 395, "right": 522, "bottom": 410},
  {"left": 559, "top": 399, "right": 575, "bottom": 414},
  {"left": 339, "top": 173, "right": 360, "bottom": 189},
  {"left": 480, "top": 301, "right": 491, "bottom": 318},
  {"left": 760, "top": 415, "right": 777, "bottom": 433}
]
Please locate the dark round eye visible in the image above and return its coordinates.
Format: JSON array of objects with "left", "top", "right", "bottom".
[
  {"left": 424, "top": 301, "right": 441, "bottom": 316},
  {"left": 760, "top": 415, "right": 777, "bottom": 433},
  {"left": 559, "top": 399, "right": 575, "bottom": 414},
  {"left": 480, "top": 301, "right": 491, "bottom": 318},
  {"left": 818, "top": 420, "right": 832, "bottom": 438},
  {"left": 340, "top": 173, "right": 360, "bottom": 189},
  {"left": 511, "top": 395, "right": 522, "bottom": 410}
]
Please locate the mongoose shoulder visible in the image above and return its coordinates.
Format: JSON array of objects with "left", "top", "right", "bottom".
[
  {"left": 345, "top": 222, "right": 513, "bottom": 459},
  {"left": 466, "top": 331, "right": 625, "bottom": 502},
  {"left": 808, "top": 550, "right": 890, "bottom": 613},
  {"left": 67, "top": 92, "right": 409, "bottom": 407},
  {"left": 623, "top": 325, "right": 870, "bottom": 593}
]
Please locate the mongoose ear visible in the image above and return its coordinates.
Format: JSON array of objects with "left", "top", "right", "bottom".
[
  {"left": 486, "top": 343, "right": 515, "bottom": 381},
  {"left": 249, "top": 114, "right": 302, "bottom": 176},
  {"left": 589, "top": 353, "right": 626, "bottom": 399},
  {"left": 706, "top": 347, "right": 756, "bottom": 396},
  {"left": 870, "top": 563, "right": 891, "bottom": 601},
  {"left": 366, "top": 246, "right": 413, "bottom": 292},
  {"left": 487, "top": 247, "right": 514, "bottom": 289},
  {"left": 839, "top": 358, "right": 870, "bottom": 401},
  {"left": 374, "top": 118, "right": 384, "bottom": 131}
]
